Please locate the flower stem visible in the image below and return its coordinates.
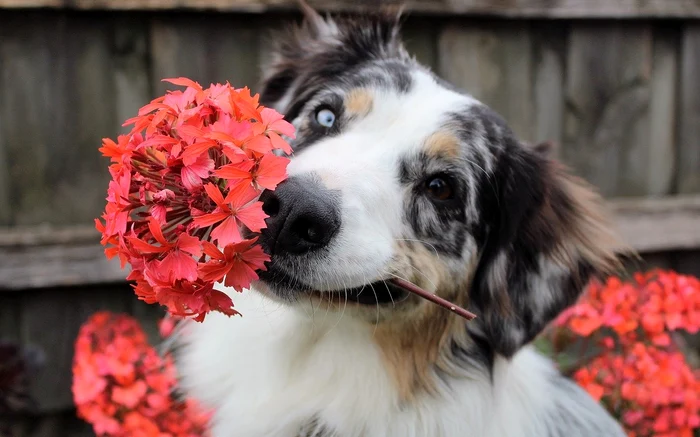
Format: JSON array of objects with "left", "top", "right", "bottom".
[{"left": 389, "top": 278, "right": 477, "bottom": 321}]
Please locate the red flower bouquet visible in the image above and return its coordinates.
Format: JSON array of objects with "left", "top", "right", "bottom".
[
  {"left": 96, "top": 78, "right": 294, "bottom": 321},
  {"left": 72, "top": 312, "right": 212, "bottom": 436},
  {"left": 550, "top": 270, "right": 700, "bottom": 437}
]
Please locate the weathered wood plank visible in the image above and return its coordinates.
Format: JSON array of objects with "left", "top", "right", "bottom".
[
  {"left": 532, "top": 22, "right": 567, "bottom": 152},
  {"left": 150, "top": 14, "right": 263, "bottom": 97},
  {"left": 0, "top": 12, "right": 116, "bottom": 226},
  {"left": 19, "top": 286, "right": 132, "bottom": 412},
  {"left": 0, "top": 293, "right": 21, "bottom": 341},
  {"left": 608, "top": 195, "right": 700, "bottom": 253},
  {"left": 113, "top": 16, "right": 152, "bottom": 134},
  {"left": 2, "top": 195, "right": 699, "bottom": 290},
  {"left": 0, "top": 225, "right": 97, "bottom": 246},
  {"left": 0, "top": 12, "right": 60, "bottom": 227},
  {"left": 0, "top": 115, "right": 10, "bottom": 226},
  {"left": 438, "top": 21, "right": 567, "bottom": 146},
  {"left": 647, "top": 25, "right": 679, "bottom": 196},
  {"left": 438, "top": 21, "right": 535, "bottom": 142},
  {"left": 562, "top": 23, "right": 655, "bottom": 197},
  {"left": 678, "top": 24, "right": 700, "bottom": 194},
  {"left": 402, "top": 18, "right": 439, "bottom": 71},
  {"left": 0, "top": 241, "right": 128, "bottom": 290},
  {"left": 2, "top": 0, "right": 700, "bottom": 18}
]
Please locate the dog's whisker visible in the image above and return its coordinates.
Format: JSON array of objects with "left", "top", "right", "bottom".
[
  {"left": 358, "top": 271, "right": 381, "bottom": 336},
  {"left": 403, "top": 263, "right": 439, "bottom": 295},
  {"left": 394, "top": 237, "right": 441, "bottom": 261},
  {"left": 367, "top": 281, "right": 381, "bottom": 321},
  {"left": 307, "top": 291, "right": 318, "bottom": 333},
  {"left": 379, "top": 271, "right": 410, "bottom": 305},
  {"left": 381, "top": 279, "right": 397, "bottom": 308},
  {"left": 327, "top": 281, "right": 349, "bottom": 335},
  {"left": 321, "top": 278, "right": 333, "bottom": 325}
]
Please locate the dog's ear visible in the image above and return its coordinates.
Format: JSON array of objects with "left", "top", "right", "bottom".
[
  {"left": 259, "top": 4, "right": 405, "bottom": 114},
  {"left": 297, "top": 0, "right": 339, "bottom": 38},
  {"left": 258, "top": 2, "right": 340, "bottom": 111},
  {"left": 471, "top": 135, "right": 627, "bottom": 358}
]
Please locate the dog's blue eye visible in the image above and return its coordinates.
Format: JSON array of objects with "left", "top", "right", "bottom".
[{"left": 315, "top": 108, "right": 336, "bottom": 128}]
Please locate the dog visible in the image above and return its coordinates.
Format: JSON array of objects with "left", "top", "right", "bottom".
[{"left": 175, "top": 5, "right": 628, "bottom": 436}]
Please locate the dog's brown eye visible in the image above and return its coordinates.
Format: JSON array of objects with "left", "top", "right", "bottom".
[{"left": 425, "top": 176, "right": 453, "bottom": 200}]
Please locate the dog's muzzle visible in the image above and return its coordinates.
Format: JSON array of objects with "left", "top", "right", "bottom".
[
  {"left": 256, "top": 177, "right": 408, "bottom": 306},
  {"left": 258, "top": 176, "right": 341, "bottom": 256}
]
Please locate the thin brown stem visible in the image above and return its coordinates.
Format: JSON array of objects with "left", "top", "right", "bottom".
[{"left": 389, "top": 278, "right": 477, "bottom": 321}]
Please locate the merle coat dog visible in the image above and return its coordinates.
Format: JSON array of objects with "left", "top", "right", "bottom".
[{"left": 176, "top": 6, "right": 628, "bottom": 437}]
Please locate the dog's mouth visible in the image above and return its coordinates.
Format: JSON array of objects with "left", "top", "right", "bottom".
[
  {"left": 258, "top": 266, "right": 477, "bottom": 320},
  {"left": 308, "top": 281, "right": 408, "bottom": 305},
  {"left": 258, "top": 267, "right": 407, "bottom": 305}
]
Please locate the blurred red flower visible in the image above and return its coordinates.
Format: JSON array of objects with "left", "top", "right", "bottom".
[
  {"left": 553, "top": 270, "right": 700, "bottom": 437},
  {"left": 72, "top": 312, "right": 211, "bottom": 437}
]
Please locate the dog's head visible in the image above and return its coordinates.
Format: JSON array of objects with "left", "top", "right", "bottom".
[{"left": 255, "top": 7, "right": 625, "bottom": 359}]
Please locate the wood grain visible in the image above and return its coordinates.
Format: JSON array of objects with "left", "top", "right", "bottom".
[
  {"left": 402, "top": 18, "right": 439, "bottom": 72},
  {"left": 439, "top": 21, "right": 535, "bottom": 142},
  {"left": 609, "top": 195, "right": 700, "bottom": 253},
  {"left": 19, "top": 286, "right": 132, "bottom": 411},
  {"left": 0, "top": 293, "right": 21, "bottom": 342},
  {"left": 0, "top": 241, "right": 128, "bottom": 290},
  {"left": 647, "top": 25, "right": 679, "bottom": 196},
  {"left": 113, "top": 16, "right": 152, "bottom": 135},
  {"left": 0, "top": 12, "right": 58, "bottom": 227},
  {"left": 2, "top": 284, "right": 161, "bottom": 414},
  {"left": 0, "top": 12, "right": 116, "bottom": 226},
  {"left": 563, "top": 23, "right": 655, "bottom": 197},
  {"left": 678, "top": 25, "right": 700, "bottom": 194},
  {"left": 150, "top": 14, "right": 264, "bottom": 97},
  {"left": 532, "top": 22, "right": 568, "bottom": 152},
  {"left": 0, "top": 97, "right": 10, "bottom": 225},
  {"left": 2, "top": 0, "right": 700, "bottom": 18}
]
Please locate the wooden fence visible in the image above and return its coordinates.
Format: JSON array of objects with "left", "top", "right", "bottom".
[{"left": 0, "top": 1, "right": 699, "bottom": 435}]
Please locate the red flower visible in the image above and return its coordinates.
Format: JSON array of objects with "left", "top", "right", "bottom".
[
  {"left": 128, "top": 218, "right": 202, "bottom": 282},
  {"left": 550, "top": 269, "right": 700, "bottom": 437},
  {"left": 157, "top": 313, "right": 181, "bottom": 338},
  {"left": 99, "top": 135, "right": 134, "bottom": 174},
  {"left": 215, "top": 152, "right": 290, "bottom": 191},
  {"left": 72, "top": 312, "right": 212, "bottom": 436},
  {"left": 104, "top": 171, "right": 131, "bottom": 236},
  {"left": 149, "top": 189, "right": 175, "bottom": 225},
  {"left": 193, "top": 183, "right": 267, "bottom": 246},
  {"left": 97, "top": 78, "right": 294, "bottom": 321},
  {"left": 199, "top": 239, "right": 270, "bottom": 289},
  {"left": 260, "top": 107, "right": 295, "bottom": 154},
  {"left": 181, "top": 154, "right": 215, "bottom": 191},
  {"left": 112, "top": 380, "right": 147, "bottom": 409},
  {"left": 153, "top": 277, "right": 239, "bottom": 321}
]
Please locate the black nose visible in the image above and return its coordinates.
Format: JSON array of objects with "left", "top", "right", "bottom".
[{"left": 259, "top": 177, "right": 341, "bottom": 255}]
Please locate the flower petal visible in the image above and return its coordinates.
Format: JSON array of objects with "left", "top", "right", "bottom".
[{"left": 211, "top": 216, "right": 243, "bottom": 246}]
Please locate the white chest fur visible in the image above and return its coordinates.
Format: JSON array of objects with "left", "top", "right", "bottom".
[{"left": 175, "top": 289, "right": 623, "bottom": 437}]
